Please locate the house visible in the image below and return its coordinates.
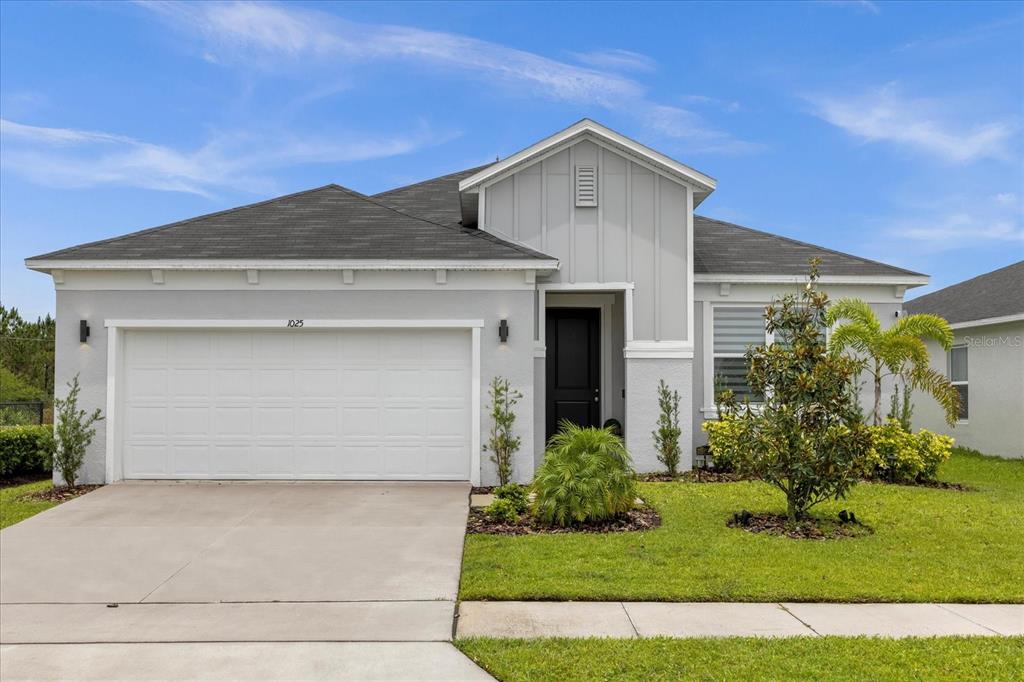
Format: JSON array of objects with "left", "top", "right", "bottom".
[
  {"left": 26, "top": 119, "right": 928, "bottom": 485},
  {"left": 904, "top": 261, "right": 1024, "bottom": 459}
]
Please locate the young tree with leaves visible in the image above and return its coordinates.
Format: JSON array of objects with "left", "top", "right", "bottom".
[
  {"left": 652, "top": 379, "right": 682, "bottom": 476},
  {"left": 825, "top": 299, "right": 959, "bottom": 426},
  {"left": 713, "top": 260, "right": 872, "bottom": 523},
  {"left": 483, "top": 376, "right": 522, "bottom": 486},
  {"left": 52, "top": 375, "right": 103, "bottom": 488}
]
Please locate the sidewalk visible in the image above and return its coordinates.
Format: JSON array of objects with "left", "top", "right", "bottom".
[{"left": 456, "top": 602, "right": 1023, "bottom": 639}]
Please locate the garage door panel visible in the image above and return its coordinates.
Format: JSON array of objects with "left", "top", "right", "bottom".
[
  {"left": 169, "top": 368, "right": 210, "bottom": 398},
  {"left": 171, "top": 445, "right": 211, "bottom": 476},
  {"left": 121, "top": 328, "right": 471, "bottom": 480},
  {"left": 169, "top": 406, "right": 211, "bottom": 436}
]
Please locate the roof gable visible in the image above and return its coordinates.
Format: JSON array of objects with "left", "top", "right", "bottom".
[{"left": 457, "top": 119, "right": 717, "bottom": 203}]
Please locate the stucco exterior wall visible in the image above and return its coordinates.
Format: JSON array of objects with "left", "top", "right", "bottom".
[
  {"left": 53, "top": 272, "right": 537, "bottom": 485},
  {"left": 484, "top": 139, "right": 691, "bottom": 342},
  {"left": 913, "top": 321, "right": 1024, "bottom": 459},
  {"left": 625, "top": 357, "right": 693, "bottom": 473},
  {"left": 691, "top": 282, "right": 906, "bottom": 457}
]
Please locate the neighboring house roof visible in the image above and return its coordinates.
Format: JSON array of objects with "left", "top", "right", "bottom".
[
  {"left": 904, "top": 261, "right": 1024, "bottom": 325},
  {"left": 458, "top": 119, "right": 717, "bottom": 204},
  {"left": 377, "top": 167, "right": 922, "bottom": 280},
  {"left": 28, "top": 183, "right": 555, "bottom": 264}
]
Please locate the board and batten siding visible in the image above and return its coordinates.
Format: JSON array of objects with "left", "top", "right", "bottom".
[{"left": 483, "top": 140, "right": 690, "bottom": 343}]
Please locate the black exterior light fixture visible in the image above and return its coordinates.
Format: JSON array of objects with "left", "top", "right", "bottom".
[
  {"left": 80, "top": 320, "right": 91, "bottom": 343},
  {"left": 498, "top": 319, "right": 509, "bottom": 343}
]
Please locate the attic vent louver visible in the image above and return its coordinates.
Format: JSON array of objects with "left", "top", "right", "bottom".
[{"left": 575, "top": 165, "right": 597, "bottom": 207}]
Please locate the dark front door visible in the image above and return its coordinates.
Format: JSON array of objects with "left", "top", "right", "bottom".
[{"left": 546, "top": 307, "right": 600, "bottom": 440}]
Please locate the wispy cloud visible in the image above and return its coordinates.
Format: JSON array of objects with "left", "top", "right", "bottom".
[
  {"left": 1, "top": 118, "right": 454, "bottom": 197},
  {"left": 894, "top": 214, "right": 1024, "bottom": 244},
  {"left": 139, "top": 1, "right": 758, "bottom": 155},
  {"left": 568, "top": 48, "right": 657, "bottom": 73},
  {"left": 817, "top": 0, "right": 880, "bottom": 14},
  {"left": 807, "top": 83, "right": 1018, "bottom": 163}
]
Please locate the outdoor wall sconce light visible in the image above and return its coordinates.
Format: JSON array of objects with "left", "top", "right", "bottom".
[
  {"left": 80, "top": 320, "right": 90, "bottom": 343},
  {"left": 498, "top": 319, "right": 509, "bottom": 343}
]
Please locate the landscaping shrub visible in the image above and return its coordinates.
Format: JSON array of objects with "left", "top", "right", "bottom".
[
  {"left": 493, "top": 483, "right": 529, "bottom": 513},
  {"left": 532, "top": 423, "right": 636, "bottom": 527},
  {"left": 867, "top": 420, "right": 954, "bottom": 483},
  {"left": 484, "top": 377, "right": 522, "bottom": 486},
  {"left": 0, "top": 425, "right": 53, "bottom": 478},
  {"left": 703, "top": 416, "right": 744, "bottom": 472},
  {"left": 715, "top": 260, "right": 873, "bottom": 523},
  {"left": 484, "top": 497, "right": 521, "bottom": 524},
  {"left": 52, "top": 375, "right": 103, "bottom": 488},
  {"left": 652, "top": 379, "right": 682, "bottom": 476}
]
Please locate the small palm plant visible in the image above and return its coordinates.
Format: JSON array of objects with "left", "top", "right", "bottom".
[
  {"left": 532, "top": 422, "right": 636, "bottom": 527},
  {"left": 826, "top": 299, "right": 960, "bottom": 426}
]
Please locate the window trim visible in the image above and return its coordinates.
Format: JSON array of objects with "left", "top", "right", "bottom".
[{"left": 948, "top": 344, "right": 969, "bottom": 424}]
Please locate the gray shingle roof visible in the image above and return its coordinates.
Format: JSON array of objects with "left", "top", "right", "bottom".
[
  {"left": 30, "top": 183, "right": 553, "bottom": 262},
  {"left": 693, "top": 216, "right": 924, "bottom": 277},
  {"left": 374, "top": 165, "right": 490, "bottom": 228},
  {"left": 31, "top": 163, "right": 923, "bottom": 279},
  {"left": 377, "top": 167, "right": 921, "bottom": 278},
  {"left": 904, "top": 261, "right": 1024, "bottom": 324}
]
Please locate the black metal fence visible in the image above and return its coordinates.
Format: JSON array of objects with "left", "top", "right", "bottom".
[{"left": 0, "top": 401, "right": 45, "bottom": 426}]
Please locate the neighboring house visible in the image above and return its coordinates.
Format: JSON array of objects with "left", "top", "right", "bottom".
[
  {"left": 904, "top": 261, "right": 1024, "bottom": 459},
  {"left": 26, "top": 119, "right": 927, "bottom": 485}
]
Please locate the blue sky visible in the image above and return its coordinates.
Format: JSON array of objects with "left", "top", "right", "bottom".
[{"left": 2, "top": 0, "right": 1022, "bottom": 319}]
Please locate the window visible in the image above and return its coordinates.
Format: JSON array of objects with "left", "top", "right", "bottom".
[
  {"left": 713, "top": 306, "right": 766, "bottom": 401},
  {"left": 949, "top": 345, "right": 968, "bottom": 421}
]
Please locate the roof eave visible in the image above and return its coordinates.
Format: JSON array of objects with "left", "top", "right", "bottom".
[
  {"left": 25, "top": 258, "right": 561, "bottom": 273},
  {"left": 694, "top": 273, "right": 930, "bottom": 287}
]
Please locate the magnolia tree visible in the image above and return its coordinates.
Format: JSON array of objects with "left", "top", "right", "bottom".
[{"left": 710, "top": 261, "right": 872, "bottom": 523}]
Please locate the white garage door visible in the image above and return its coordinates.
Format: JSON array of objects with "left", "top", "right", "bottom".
[{"left": 120, "top": 328, "right": 472, "bottom": 480}]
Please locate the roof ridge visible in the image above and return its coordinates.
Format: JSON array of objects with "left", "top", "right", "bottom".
[
  {"left": 695, "top": 214, "right": 925, "bottom": 277},
  {"left": 372, "top": 164, "right": 494, "bottom": 198},
  {"left": 30, "top": 185, "right": 349, "bottom": 260}
]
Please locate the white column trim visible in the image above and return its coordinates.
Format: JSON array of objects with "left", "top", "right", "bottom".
[
  {"left": 471, "top": 326, "right": 482, "bottom": 486},
  {"left": 686, "top": 184, "right": 695, "bottom": 344},
  {"left": 105, "top": 325, "right": 119, "bottom": 483}
]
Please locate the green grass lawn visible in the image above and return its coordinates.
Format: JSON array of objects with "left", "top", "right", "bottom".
[
  {"left": 460, "top": 450, "right": 1024, "bottom": 602},
  {"left": 0, "top": 479, "right": 59, "bottom": 529},
  {"left": 456, "top": 636, "right": 1024, "bottom": 682}
]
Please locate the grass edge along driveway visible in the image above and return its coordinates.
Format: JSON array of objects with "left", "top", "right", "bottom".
[
  {"left": 456, "top": 636, "right": 1024, "bottom": 682},
  {"left": 1, "top": 479, "right": 60, "bottom": 529},
  {"left": 460, "top": 450, "right": 1024, "bottom": 603}
]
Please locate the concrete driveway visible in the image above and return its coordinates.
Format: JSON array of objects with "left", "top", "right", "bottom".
[{"left": 0, "top": 482, "right": 491, "bottom": 681}]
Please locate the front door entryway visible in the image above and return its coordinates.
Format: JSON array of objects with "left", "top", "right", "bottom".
[{"left": 545, "top": 307, "right": 601, "bottom": 440}]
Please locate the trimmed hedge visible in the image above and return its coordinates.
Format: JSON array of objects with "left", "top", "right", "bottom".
[{"left": 0, "top": 425, "right": 53, "bottom": 478}]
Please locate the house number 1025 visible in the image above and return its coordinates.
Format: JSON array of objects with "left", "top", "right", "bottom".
[{"left": 287, "top": 319, "right": 304, "bottom": 328}]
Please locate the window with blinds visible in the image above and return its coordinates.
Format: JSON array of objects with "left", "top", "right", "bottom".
[
  {"left": 949, "top": 345, "right": 968, "bottom": 421},
  {"left": 712, "top": 306, "right": 767, "bottom": 401}
]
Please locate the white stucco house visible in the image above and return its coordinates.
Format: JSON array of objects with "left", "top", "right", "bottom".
[
  {"left": 26, "top": 119, "right": 928, "bottom": 485},
  {"left": 904, "top": 261, "right": 1024, "bottom": 459}
]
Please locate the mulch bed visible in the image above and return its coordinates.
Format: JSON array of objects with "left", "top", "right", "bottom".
[
  {"left": 641, "top": 470, "right": 748, "bottom": 483},
  {"left": 21, "top": 485, "right": 102, "bottom": 503},
  {"left": 468, "top": 506, "right": 661, "bottom": 536},
  {"left": 727, "top": 511, "right": 873, "bottom": 540},
  {"left": 868, "top": 479, "right": 974, "bottom": 492},
  {"left": 470, "top": 486, "right": 495, "bottom": 495}
]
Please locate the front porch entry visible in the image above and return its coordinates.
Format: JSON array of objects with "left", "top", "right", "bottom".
[{"left": 545, "top": 307, "right": 601, "bottom": 440}]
